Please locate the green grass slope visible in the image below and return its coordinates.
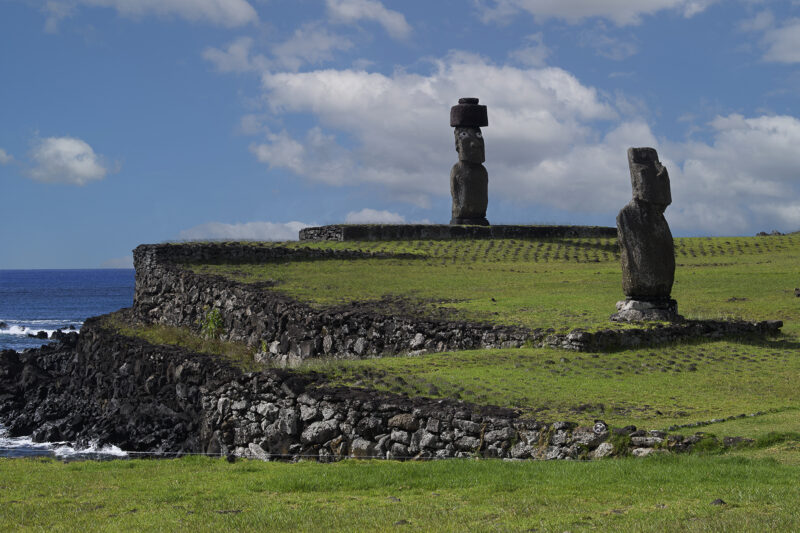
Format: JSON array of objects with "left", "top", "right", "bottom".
[
  {"left": 3, "top": 454, "right": 800, "bottom": 532},
  {"left": 181, "top": 235, "right": 800, "bottom": 435},
  {"left": 190, "top": 235, "right": 800, "bottom": 334},
  {"left": 4, "top": 234, "right": 799, "bottom": 532}
]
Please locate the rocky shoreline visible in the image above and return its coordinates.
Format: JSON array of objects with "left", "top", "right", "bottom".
[
  {"left": 0, "top": 241, "right": 784, "bottom": 460},
  {"left": 0, "top": 315, "right": 754, "bottom": 461}
]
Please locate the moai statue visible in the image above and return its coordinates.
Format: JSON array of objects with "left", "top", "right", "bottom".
[
  {"left": 611, "top": 147, "right": 682, "bottom": 322},
  {"left": 450, "top": 97, "right": 489, "bottom": 226}
]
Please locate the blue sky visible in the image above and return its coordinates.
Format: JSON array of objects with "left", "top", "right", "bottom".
[{"left": 1, "top": 0, "right": 799, "bottom": 268}]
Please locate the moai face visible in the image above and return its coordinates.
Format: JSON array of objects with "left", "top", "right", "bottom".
[
  {"left": 628, "top": 147, "right": 671, "bottom": 207},
  {"left": 454, "top": 127, "right": 485, "bottom": 164}
]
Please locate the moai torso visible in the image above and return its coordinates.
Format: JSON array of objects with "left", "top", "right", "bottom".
[
  {"left": 617, "top": 147, "right": 675, "bottom": 300},
  {"left": 450, "top": 98, "right": 489, "bottom": 226}
]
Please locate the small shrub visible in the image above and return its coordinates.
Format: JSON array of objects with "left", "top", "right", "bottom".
[{"left": 200, "top": 307, "right": 223, "bottom": 340}]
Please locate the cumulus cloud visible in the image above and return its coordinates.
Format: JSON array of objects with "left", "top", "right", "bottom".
[
  {"left": 326, "top": 0, "right": 411, "bottom": 39},
  {"left": 178, "top": 221, "right": 310, "bottom": 241},
  {"left": 203, "top": 36, "right": 268, "bottom": 73},
  {"left": 44, "top": 0, "right": 257, "bottom": 29},
  {"left": 28, "top": 136, "right": 111, "bottom": 185},
  {"left": 478, "top": 0, "right": 717, "bottom": 26},
  {"left": 272, "top": 23, "right": 354, "bottom": 71},
  {"left": 204, "top": 26, "right": 353, "bottom": 74},
  {"left": 345, "top": 208, "right": 406, "bottom": 224},
  {"left": 244, "top": 50, "right": 800, "bottom": 234},
  {"left": 761, "top": 19, "right": 800, "bottom": 63},
  {"left": 0, "top": 148, "right": 12, "bottom": 164},
  {"left": 251, "top": 53, "right": 615, "bottom": 206},
  {"left": 667, "top": 114, "right": 800, "bottom": 234},
  {"left": 739, "top": 11, "right": 800, "bottom": 64},
  {"left": 508, "top": 33, "right": 550, "bottom": 67}
]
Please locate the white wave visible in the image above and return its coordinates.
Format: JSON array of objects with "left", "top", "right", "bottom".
[
  {"left": 53, "top": 441, "right": 127, "bottom": 458},
  {"left": 0, "top": 322, "right": 82, "bottom": 338},
  {"left": 0, "top": 425, "right": 127, "bottom": 459}
]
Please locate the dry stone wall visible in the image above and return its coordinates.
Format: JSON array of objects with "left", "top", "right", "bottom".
[
  {"left": 133, "top": 243, "right": 530, "bottom": 365},
  {"left": 0, "top": 319, "right": 713, "bottom": 460},
  {"left": 133, "top": 243, "right": 783, "bottom": 362}
]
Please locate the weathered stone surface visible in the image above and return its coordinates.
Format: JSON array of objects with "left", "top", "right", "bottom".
[
  {"left": 628, "top": 147, "right": 671, "bottom": 206},
  {"left": 591, "top": 442, "right": 614, "bottom": 459},
  {"left": 614, "top": 147, "right": 679, "bottom": 322},
  {"left": 450, "top": 97, "right": 488, "bottom": 128},
  {"left": 450, "top": 98, "right": 489, "bottom": 226},
  {"left": 632, "top": 447, "right": 669, "bottom": 458},
  {"left": 616, "top": 200, "right": 675, "bottom": 299},
  {"left": 300, "top": 419, "right": 339, "bottom": 445},
  {"left": 299, "top": 224, "right": 617, "bottom": 242},
  {"left": 388, "top": 413, "right": 419, "bottom": 431}
]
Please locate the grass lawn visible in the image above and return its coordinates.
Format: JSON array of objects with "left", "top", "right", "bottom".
[
  {"left": 188, "top": 235, "right": 800, "bottom": 335},
  {"left": 178, "top": 235, "right": 800, "bottom": 434},
  {"left": 27, "top": 234, "right": 793, "bottom": 532},
  {"left": 2, "top": 452, "right": 800, "bottom": 532}
]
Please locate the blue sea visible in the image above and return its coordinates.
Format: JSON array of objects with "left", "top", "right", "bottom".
[{"left": 0, "top": 269, "right": 136, "bottom": 459}]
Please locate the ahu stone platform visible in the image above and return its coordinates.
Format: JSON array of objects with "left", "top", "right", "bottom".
[{"left": 299, "top": 224, "right": 617, "bottom": 242}]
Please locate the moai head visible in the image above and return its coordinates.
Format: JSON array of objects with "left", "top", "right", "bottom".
[
  {"left": 451, "top": 97, "right": 488, "bottom": 164},
  {"left": 628, "top": 147, "right": 671, "bottom": 208},
  {"left": 454, "top": 127, "right": 485, "bottom": 163}
]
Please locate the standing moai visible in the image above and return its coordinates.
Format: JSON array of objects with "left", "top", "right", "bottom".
[
  {"left": 611, "top": 147, "right": 682, "bottom": 322},
  {"left": 450, "top": 97, "right": 489, "bottom": 226}
]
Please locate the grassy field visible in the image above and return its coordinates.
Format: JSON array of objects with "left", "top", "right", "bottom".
[
  {"left": 3, "top": 452, "right": 800, "bottom": 532},
  {"left": 7, "top": 234, "right": 796, "bottom": 532},
  {"left": 180, "top": 234, "right": 800, "bottom": 433},
  {"left": 189, "top": 235, "right": 800, "bottom": 334}
]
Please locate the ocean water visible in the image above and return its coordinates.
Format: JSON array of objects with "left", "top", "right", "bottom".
[{"left": 0, "top": 269, "right": 135, "bottom": 459}]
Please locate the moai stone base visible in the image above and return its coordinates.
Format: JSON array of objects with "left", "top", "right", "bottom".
[
  {"left": 450, "top": 98, "right": 489, "bottom": 226},
  {"left": 611, "top": 147, "right": 682, "bottom": 323},
  {"left": 611, "top": 298, "right": 681, "bottom": 322}
]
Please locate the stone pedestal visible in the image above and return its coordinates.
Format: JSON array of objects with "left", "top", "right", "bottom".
[{"left": 611, "top": 298, "right": 682, "bottom": 322}]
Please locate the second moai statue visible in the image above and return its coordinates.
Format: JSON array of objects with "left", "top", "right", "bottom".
[
  {"left": 612, "top": 147, "right": 682, "bottom": 322},
  {"left": 450, "top": 97, "right": 489, "bottom": 226}
]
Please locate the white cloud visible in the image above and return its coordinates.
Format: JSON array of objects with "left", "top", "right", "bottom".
[
  {"left": 0, "top": 148, "right": 12, "bottom": 165},
  {"left": 739, "top": 9, "right": 774, "bottom": 33},
  {"left": 762, "top": 18, "right": 800, "bottom": 63},
  {"left": 508, "top": 33, "right": 550, "bottom": 67},
  {"left": 250, "top": 127, "right": 356, "bottom": 186},
  {"left": 272, "top": 23, "right": 354, "bottom": 71},
  {"left": 101, "top": 255, "right": 134, "bottom": 268},
  {"left": 178, "top": 221, "right": 310, "bottom": 241},
  {"left": 203, "top": 36, "right": 268, "bottom": 73},
  {"left": 326, "top": 0, "right": 411, "bottom": 39},
  {"left": 28, "top": 136, "right": 111, "bottom": 185},
  {"left": 479, "top": 0, "right": 717, "bottom": 26},
  {"left": 667, "top": 114, "right": 800, "bottom": 233},
  {"left": 252, "top": 53, "right": 615, "bottom": 207},
  {"left": 45, "top": 0, "right": 257, "bottom": 28},
  {"left": 246, "top": 50, "right": 800, "bottom": 234},
  {"left": 345, "top": 208, "right": 406, "bottom": 224},
  {"left": 42, "top": 1, "right": 75, "bottom": 33},
  {"left": 204, "top": 26, "right": 353, "bottom": 74},
  {"left": 579, "top": 25, "right": 638, "bottom": 60}
]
